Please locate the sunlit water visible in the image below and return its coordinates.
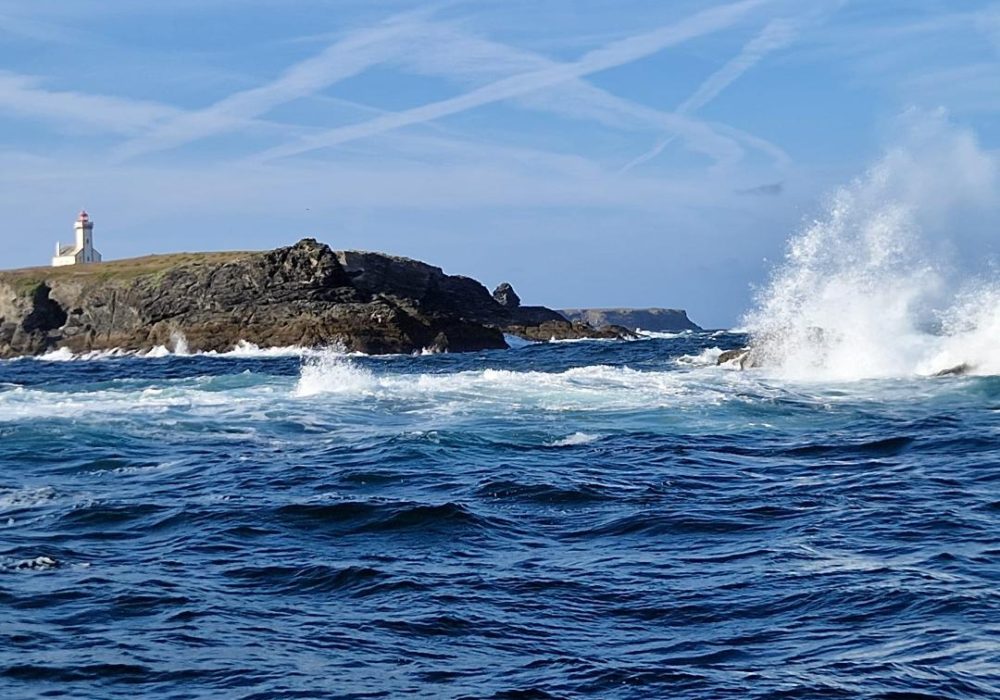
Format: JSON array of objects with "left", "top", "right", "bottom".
[{"left": 1, "top": 334, "right": 997, "bottom": 699}]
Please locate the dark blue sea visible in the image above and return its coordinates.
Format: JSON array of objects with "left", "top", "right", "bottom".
[{"left": 1, "top": 333, "right": 998, "bottom": 699}]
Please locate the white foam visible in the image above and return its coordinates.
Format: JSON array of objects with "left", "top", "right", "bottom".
[
  {"left": 290, "top": 353, "right": 730, "bottom": 413},
  {"left": 744, "top": 115, "right": 999, "bottom": 381},
  {"left": 676, "top": 347, "right": 723, "bottom": 366},
  {"left": 2, "top": 349, "right": 762, "bottom": 421},
  {"left": 206, "top": 341, "right": 313, "bottom": 358},
  {"left": 24, "top": 340, "right": 336, "bottom": 363},
  {"left": 37, "top": 347, "right": 131, "bottom": 362},
  {"left": 547, "top": 336, "right": 619, "bottom": 344},
  {"left": 0, "top": 486, "right": 56, "bottom": 510},
  {"left": 0, "top": 377, "right": 281, "bottom": 422},
  {"left": 37, "top": 347, "right": 79, "bottom": 362},
  {"left": 1, "top": 555, "right": 58, "bottom": 572},
  {"left": 294, "top": 351, "right": 377, "bottom": 397},
  {"left": 503, "top": 334, "right": 538, "bottom": 349},
  {"left": 636, "top": 329, "right": 688, "bottom": 339},
  {"left": 548, "top": 432, "right": 601, "bottom": 447}
]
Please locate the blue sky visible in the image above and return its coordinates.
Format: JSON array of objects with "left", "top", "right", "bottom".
[{"left": 1, "top": 0, "right": 998, "bottom": 326}]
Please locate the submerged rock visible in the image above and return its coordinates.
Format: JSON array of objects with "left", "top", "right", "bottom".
[{"left": 0, "top": 239, "right": 628, "bottom": 358}]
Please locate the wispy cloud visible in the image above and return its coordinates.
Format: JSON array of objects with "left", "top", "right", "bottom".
[
  {"left": 621, "top": 17, "right": 798, "bottom": 172},
  {"left": 978, "top": 6, "right": 1000, "bottom": 50},
  {"left": 112, "top": 11, "right": 434, "bottom": 162},
  {"left": 794, "top": 5, "right": 996, "bottom": 81},
  {"left": 900, "top": 63, "right": 1000, "bottom": 114},
  {"left": 0, "top": 70, "right": 322, "bottom": 144},
  {"left": 390, "top": 21, "right": 784, "bottom": 168},
  {"left": 680, "top": 18, "right": 797, "bottom": 115},
  {"left": 0, "top": 71, "right": 178, "bottom": 134},
  {"left": 0, "top": 10, "right": 77, "bottom": 43},
  {"left": 251, "top": 0, "right": 769, "bottom": 163}
]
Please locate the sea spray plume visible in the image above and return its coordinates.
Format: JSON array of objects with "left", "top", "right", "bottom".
[
  {"left": 170, "top": 331, "right": 190, "bottom": 356},
  {"left": 742, "top": 113, "right": 999, "bottom": 380},
  {"left": 918, "top": 282, "right": 1000, "bottom": 377},
  {"left": 742, "top": 174, "right": 941, "bottom": 379}
]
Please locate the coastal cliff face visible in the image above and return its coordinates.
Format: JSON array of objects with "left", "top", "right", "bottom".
[
  {"left": 559, "top": 308, "right": 702, "bottom": 332},
  {"left": 0, "top": 239, "right": 624, "bottom": 358}
]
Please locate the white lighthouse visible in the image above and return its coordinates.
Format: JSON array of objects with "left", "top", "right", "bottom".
[{"left": 52, "top": 211, "right": 102, "bottom": 267}]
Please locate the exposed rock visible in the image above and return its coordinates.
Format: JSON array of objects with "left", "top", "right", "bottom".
[
  {"left": 717, "top": 348, "right": 746, "bottom": 365},
  {"left": 716, "top": 347, "right": 760, "bottom": 369},
  {"left": 492, "top": 282, "right": 520, "bottom": 309},
  {"left": 503, "top": 321, "right": 636, "bottom": 343},
  {"left": 932, "top": 363, "right": 972, "bottom": 377},
  {"left": 559, "top": 307, "right": 701, "bottom": 332},
  {"left": 0, "top": 239, "right": 628, "bottom": 358}
]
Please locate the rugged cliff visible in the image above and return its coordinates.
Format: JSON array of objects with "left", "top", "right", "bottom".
[
  {"left": 559, "top": 308, "right": 702, "bottom": 332},
  {"left": 0, "top": 239, "right": 625, "bottom": 358}
]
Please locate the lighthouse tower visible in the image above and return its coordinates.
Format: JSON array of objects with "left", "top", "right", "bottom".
[{"left": 52, "top": 211, "right": 102, "bottom": 267}]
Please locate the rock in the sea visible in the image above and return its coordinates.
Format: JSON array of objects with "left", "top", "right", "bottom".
[
  {"left": 932, "top": 363, "right": 972, "bottom": 377},
  {"left": 0, "top": 239, "right": 629, "bottom": 358},
  {"left": 716, "top": 347, "right": 759, "bottom": 369},
  {"left": 492, "top": 282, "right": 520, "bottom": 309},
  {"left": 559, "top": 307, "right": 701, "bottom": 332},
  {"left": 503, "top": 320, "right": 635, "bottom": 343}
]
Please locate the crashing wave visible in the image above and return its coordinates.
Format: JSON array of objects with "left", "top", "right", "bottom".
[{"left": 736, "top": 114, "right": 998, "bottom": 380}]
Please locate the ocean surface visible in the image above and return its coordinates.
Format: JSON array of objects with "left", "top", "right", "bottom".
[{"left": 1, "top": 332, "right": 997, "bottom": 699}]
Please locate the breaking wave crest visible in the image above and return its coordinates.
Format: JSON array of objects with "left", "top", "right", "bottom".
[
  {"left": 744, "top": 114, "right": 999, "bottom": 380},
  {"left": 294, "top": 351, "right": 377, "bottom": 397},
  {"left": 292, "top": 349, "right": 708, "bottom": 411}
]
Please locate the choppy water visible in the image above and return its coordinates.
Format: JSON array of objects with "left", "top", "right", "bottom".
[{"left": 1, "top": 333, "right": 997, "bottom": 699}]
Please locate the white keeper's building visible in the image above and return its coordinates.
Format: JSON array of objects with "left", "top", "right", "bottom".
[{"left": 53, "top": 211, "right": 102, "bottom": 267}]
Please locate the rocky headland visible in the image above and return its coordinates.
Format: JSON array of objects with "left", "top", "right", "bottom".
[
  {"left": 0, "top": 239, "right": 631, "bottom": 358},
  {"left": 559, "top": 307, "right": 702, "bottom": 332}
]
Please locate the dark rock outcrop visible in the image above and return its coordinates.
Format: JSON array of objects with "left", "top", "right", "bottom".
[
  {"left": 559, "top": 308, "right": 701, "bottom": 332},
  {"left": 932, "top": 363, "right": 972, "bottom": 377},
  {"left": 716, "top": 347, "right": 757, "bottom": 368},
  {"left": 492, "top": 282, "right": 520, "bottom": 309},
  {"left": 0, "top": 239, "right": 630, "bottom": 358}
]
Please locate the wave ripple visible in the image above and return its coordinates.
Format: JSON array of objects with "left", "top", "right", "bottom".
[{"left": 0, "top": 334, "right": 996, "bottom": 699}]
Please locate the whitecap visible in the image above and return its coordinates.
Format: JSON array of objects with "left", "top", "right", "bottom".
[
  {"left": 503, "top": 334, "right": 538, "bottom": 349},
  {"left": 294, "top": 351, "right": 376, "bottom": 398},
  {"left": 2, "top": 555, "right": 58, "bottom": 572},
  {"left": 676, "top": 347, "right": 724, "bottom": 366},
  {"left": 0, "top": 486, "right": 56, "bottom": 509},
  {"left": 636, "top": 329, "right": 687, "bottom": 339},
  {"left": 37, "top": 347, "right": 77, "bottom": 362},
  {"left": 548, "top": 432, "right": 601, "bottom": 447}
]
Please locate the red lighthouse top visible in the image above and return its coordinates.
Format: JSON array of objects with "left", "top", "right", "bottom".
[{"left": 77, "top": 210, "right": 89, "bottom": 222}]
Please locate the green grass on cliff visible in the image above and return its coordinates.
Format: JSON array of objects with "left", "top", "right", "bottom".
[{"left": 0, "top": 251, "right": 255, "bottom": 293}]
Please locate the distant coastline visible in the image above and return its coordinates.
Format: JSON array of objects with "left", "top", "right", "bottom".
[{"left": 559, "top": 308, "right": 702, "bottom": 333}]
